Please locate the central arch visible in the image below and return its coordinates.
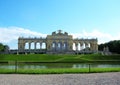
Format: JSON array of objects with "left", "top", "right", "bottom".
[
  {"left": 52, "top": 42, "right": 56, "bottom": 51},
  {"left": 63, "top": 42, "right": 67, "bottom": 51},
  {"left": 57, "top": 42, "right": 62, "bottom": 51}
]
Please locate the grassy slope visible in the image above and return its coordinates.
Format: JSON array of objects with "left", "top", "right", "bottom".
[
  {"left": 0, "top": 68, "right": 120, "bottom": 74},
  {"left": 0, "top": 54, "right": 120, "bottom": 62}
]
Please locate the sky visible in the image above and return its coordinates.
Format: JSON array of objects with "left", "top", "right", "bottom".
[{"left": 0, "top": 0, "right": 120, "bottom": 49}]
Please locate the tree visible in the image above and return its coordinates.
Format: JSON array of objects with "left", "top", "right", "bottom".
[
  {"left": 4, "top": 45, "right": 9, "bottom": 52},
  {"left": 0, "top": 43, "right": 4, "bottom": 51},
  {"left": 98, "top": 40, "right": 120, "bottom": 54},
  {"left": 0, "top": 43, "right": 9, "bottom": 52}
]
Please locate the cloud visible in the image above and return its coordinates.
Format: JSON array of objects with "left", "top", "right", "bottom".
[
  {"left": 71, "top": 29, "right": 120, "bottom": 44},
  {"left": 0, "top": 26, "right": 47, "bottom": 49},
  {"left": 0, "top": 26, "right": 47, "bottom": 43},
  {"left": 0, "top": 27, "right": 119, "bottom": 49}
]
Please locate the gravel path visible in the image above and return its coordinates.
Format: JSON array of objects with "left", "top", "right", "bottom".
[{"left": 0, "top": 72, "right": 120, "bottom": 85}]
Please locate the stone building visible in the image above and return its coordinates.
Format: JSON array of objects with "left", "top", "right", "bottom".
[{"left": 18, "top": 30, "right": 98, "bottom": 54}]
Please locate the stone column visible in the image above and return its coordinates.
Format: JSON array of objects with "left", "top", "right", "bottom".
[
  {"left": 90, "top": 43, "right": 94, "bottom": 51},
  {"left": 18, "top": 39, "right": 25, "bottom": 52},
  {"left": 92, "top": 42, "right": 98, "bottom": 52},
  {"left": 91, "top": 42, "right": 97, "bottom": 52},
  {"left": 94, "top": 43, "right": 98, "bottom": 51},
  {"left": 64, "top": 42, "right": 67, "bottom": 51},
  {"left": 46, "top": 43, "right": 48, "bottom": 50},
  {"left": 62, "top": 43, "right": 65, "bottom": 50},
  {"left": 40, "top": 43, "right": 42, "bottom": 49},
  {"left": 80, "top": 43, "right": 83, "bottom": 50},
  {"left": 55, "top": 43, "right": 57, "bottom": 51},
  {"left": 60, "top": 43, "right": 62, "bottom": 51},
  {"left": 85, "top": 43, "right": 87, "bottom": 48},
  {"left": 75, "top": 43, "right": 78, "bottom": 51},
  {"left": 45, "top": 43, "right": 47, "bottom": 49},
  {"left": 93, "top": 43, "right": 95, "bottom": 51},
  {"left": 23, "top": 43, "right": 25, "bottom": 50},
  {"left": 69, "top": 42, "right": 73, "bottom": 51},
  {"left": 18, "top": 43, "right": 23, "bottom": 51},
  {"left": 68, "top": 42, "right": 73, "bottom": 51},
  {"left": 29, "top": 42, "right": 31, "bottom": 50},
  {"left": 46, "top": 41, "right": 51, "bottom": 51},
  {"left": 34, "top": 42, "right": 36, "bottom": 49}
]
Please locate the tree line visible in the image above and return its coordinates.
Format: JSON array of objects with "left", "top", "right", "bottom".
[
  {"left": 98, "top": 40, "right": 120, "bottom": 54},
  {"left": 0, "top": 43, "right": 9, "bottom": 52}
]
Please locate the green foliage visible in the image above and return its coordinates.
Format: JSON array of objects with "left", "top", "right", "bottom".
[
  {"left": 0, "top": 43, "right": 4, "bottom": 51},
  {"left": 0, "top": 54, "right": 120, "bottom": 62},
  {"left": 0, "top": 43, "right": 9, "bottom": 52},
  {"left": 99, "top": 40, "right": 120, "bottom": 54}
]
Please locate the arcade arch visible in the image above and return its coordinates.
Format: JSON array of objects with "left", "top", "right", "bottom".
[
  {"left": 41, "top": 42, "right": 46, "bottom": 49},
  {"left": 25, "top": 42, "right": 29, "bottom": 49},
  {"left": 36, "top": 43, "right": 40, "bottom": 49}
]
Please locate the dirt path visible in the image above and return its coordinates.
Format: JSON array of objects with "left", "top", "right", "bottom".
[{"left": 0, "top": 72, "right": 120, "bottom": 85}]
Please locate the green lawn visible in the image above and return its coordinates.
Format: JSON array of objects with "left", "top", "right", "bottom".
[
  {"left": 0, "top": 54, "right": 120, "bottom": 63},
  {"left": 0, "top": 68, "right": 120, "bottom": 74}
]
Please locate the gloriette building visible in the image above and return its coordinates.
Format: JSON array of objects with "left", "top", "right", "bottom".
[{"left": 18, "top": 30, "right": 98, "bottom": 54}]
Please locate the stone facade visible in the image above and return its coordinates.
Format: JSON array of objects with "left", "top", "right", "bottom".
[{"left": 18, "top": 30, "right": 98, "bottom": 54}]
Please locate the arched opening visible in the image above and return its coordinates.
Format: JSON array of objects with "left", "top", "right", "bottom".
[
  {"left": 36, "top": 43, "right": 40, "bottom": 49},
  {"left": 58, "top": 43, "right": 60, "bottom": 48},
  {"left": 73, "top": 43, "right": 76, "bottom": 51},
  {"left": 78, "top": 43, "right": 80, "bottom": 51},
  {"left": 31, "top": 42, "right": 34, "bottom": 49},
  {"left": 57, "top": 42, "right": 62, "bottom": 51},
  {"left": 42, "top": 42, "right": 46, "bottom": 49},
  {"left": 52, "top": 42, "right": 56, "bottom": 51},
  {"left": 88, "top": 43, "right": 90, "bottom": 48},
  {"left": 84, "top": 43, "right": 90, "bottom": 51},
  {"left": 52, "top": 42, "right": 56, "bottom": 48},
  {"left": 63, "top": 42, "right": 67, "bottom": 50},
  {"left": 80, "top": 43, "right": 85, "bottom": 50},
  {"left": 87, "top": 43, "right": 90, "bottom": 51},
  {"left": 25, "top": 42, "right": 29, "bottom": 49}
]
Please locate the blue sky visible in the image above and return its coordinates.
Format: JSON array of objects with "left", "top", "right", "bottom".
[{"left": 0, "top": 0, "right": 120, "bottom": 49}]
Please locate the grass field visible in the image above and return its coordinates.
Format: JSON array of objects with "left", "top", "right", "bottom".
[
  {"left": 0, "top": 54, "right": 120, "bottom": 63},
  {"left": 0, "top": 68, "right": 120, "bottom": 74}
]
